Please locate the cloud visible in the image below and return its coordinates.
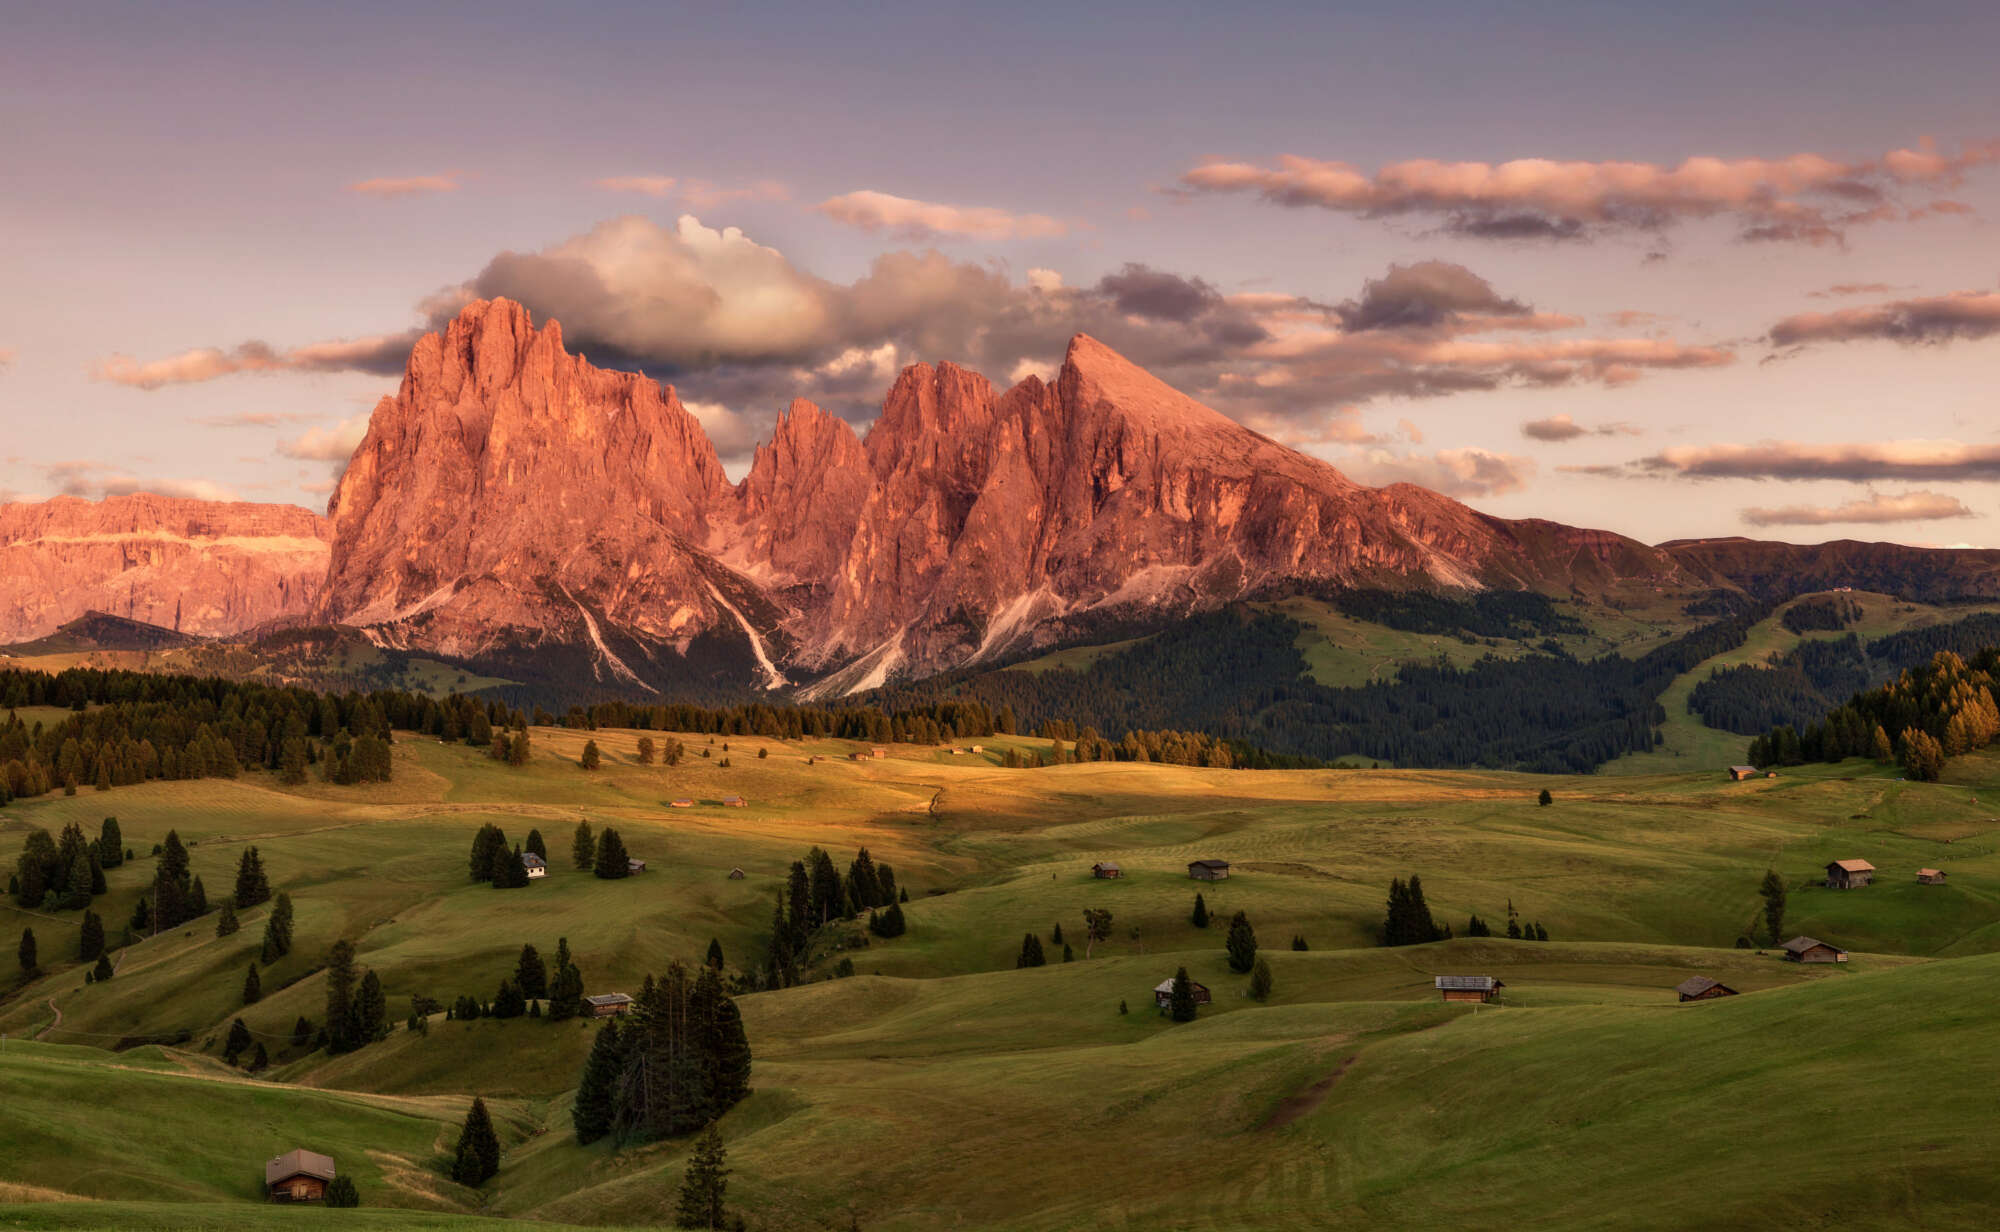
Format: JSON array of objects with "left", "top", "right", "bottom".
[
  {"left": 1094, "top": 264, "right": 1226, "bottom": 323},
  {"left": 347, "top": 174, "right": 460, "bottom": 198},
  {"left": 192, "top": 411, "right": 321, "bottom": 428},
  {"left": 94, "top": 333, "right": 416, "bottom": 389},
  {"left": 816, "top": 190, "right": 1068, "bottom": 240},
  {"left": 596, "top": 175, "right": 676, "bottom": 198},
  {"left": 1521, "top": 413, "right": 1641, "bottom": 442},
  {"left": 1334, "top": 261, "right": 1528, "bottom": 332},
  {"left": 1336, "top": 447, "right": 1535, "bottom": 499},
  {"left": 43, "top": 461, "right": 236, "bottom": 502},
  {"left": 1640, "top": 439, "right": 2000, "bottom": 482},
  {"left": 1768, "top": 290, "right": 2000, "bottom": 348},
  {"left": 278, "top": 415, "right": 370, "bottom": 463},
  {"left": 1807, "top": 282, "right": 1903, "bottom": 299},
  {"left": 1177, "top": 136, "right": 2000, "bottom": 243},
  {"left": 679, "top": 179, "right": 789, "bottom": 210},
  {"left": 1742, "top": 490, "right": 1976, "bottom": 527}
]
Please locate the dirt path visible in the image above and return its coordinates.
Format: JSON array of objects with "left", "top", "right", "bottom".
[
  {"left": 1257, "top": 1054, "right": 1357, "bottom": 1132},
  {"left": 34, "top": 997, "right": 61, "bottom": 1040}
]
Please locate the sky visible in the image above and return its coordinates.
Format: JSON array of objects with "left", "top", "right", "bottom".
[{"left": 3, "top": 0, "right": 1999, "bottom": 546}]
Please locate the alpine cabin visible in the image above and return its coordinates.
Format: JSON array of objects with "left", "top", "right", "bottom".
[
  {"left": 1917, "top": 868, "right": 1947, "bottom": 885},
  {"left": 1728, "top": 765, "right": 1759, "bottom": 781},
  {"left": 1092, "top": 862, "right": 1123, "bottom": 879},
  {"left": 585, "top": 993, "right": 634, "bottom": 1017},
  {"left": 1826, "top": 859, "right": 1875, "bottom": 889},
  {"left": 265, "top": 1149, "right": 336, "bottom": 1203},
  {"left": 1187, "top": 859, "right": 1231, "bottom": 881},
  {"left": 1781, "top": 936, "right": 1847, "bottom": 963},
  {"left": 1435, "top": 975, "right": 1504, "bottom": 1003},
  {"left": 521, "top": 852, "right": 547, "bottom": 879},
  {"left": 1153, "top": 977, "right": 1211, "bottom": 1009},
  {"left": 1675, "top": 976, "right": 1739, "bottom": 1002}
]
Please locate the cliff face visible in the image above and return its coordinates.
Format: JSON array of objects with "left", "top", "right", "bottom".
[{"left": 0, "top": 494, "right": 328, "bottom": 643}]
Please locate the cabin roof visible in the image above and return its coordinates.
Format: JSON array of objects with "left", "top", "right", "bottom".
[
  {"left": 1094, "top": 860, "right": 1121, "bottom": 870},
  {"left": 1781, "top": 935, "right": 1842, "bottom": 954},
  {"left": 1729, "top": 764, "right": 1757, "bottom": 773},
  {"left": 1830, "top": 859, "right": 1876, "bottom": 872},
  {"left": 1917, "top": 868, "right": 1943, "bottom": 877},
  {"left": 521, "top": 852, "right": 546, "bottom": 867},
  {"left": 1188, "top": 859, "right": 1231, "bottom": 869},
  {"left": 1153, "top": 977, "right": 1209, "bottom": 994},
  {"left": 584, "top": 993, "right": 633, "bottom": 1007},
  {"left": 266, "top": 1149, "right": 336, "bottom": 1185},
  {"left": 1674, "top": 975, "right": 1730, "bottom": 997},
  {"left": 1434, "top": 975, "right": 1502, "bottom": 991}
]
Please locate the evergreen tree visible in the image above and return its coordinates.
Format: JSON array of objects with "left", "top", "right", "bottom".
[
  {"left": 704, "top": 938, "right": 725, "bottom": 971},
  {"left": 868, "top": 900, "right": 906, "bottom": 938},
  {"left": 1225, "top": 911, "right": 1258, "bottom": 973},
  {"left": 469, "top": 825, "right": 508, "bottom": 883},
  {"left": 1062, "top": 943, "right": 1075, "bottom": 962},
  {"left": 1506, "top": 916, "right": 1523, "bottom": 940},
  {"left": 693, "top": 964, "right": 752, "bottom": 1120},
  {"left": 355, "top": 969, "right": 388, "bottom": 1042},
  {"left": 515, "top": 944, "right": 549, "bottom": 1000},
  {"left": 323, "top": 1175, "right": 359, "bottom": 1207},
  {"left": 572, "top": 1020, "right": 622, "bottom": 1143},
  {"left": 1533, "top": 922, "right": 1549, "bottom": 941},
  {"left": 1051, "top": 922, "right": 1064, "bottom": 946},
  {"left": 506, "top": 728, "right": 531, "bottom": 766},
  {"left": 153, "top": 829, "right": 193, "bottom": 929},
  {"left": 224, "top": 1018, "right": 253, "bottom": 1065},
  {"left": 1191, "top": 892, "right": 1209, "bottom": 929},
  {"left": 233, "top": 847, "right": 271, "bottom": 909},
  {"left": 18, "top": 927, "right": 36, "bottom": 974},
  {"left": 261, "top": 892, "right": 294, "bottom": 963},
  {"left": 1249, "top": 956, "right": 1273, "bottom": 1002},
  {"left": 572, "top": 820, "right": 596, "bottom": 871},
  {"left": 492, "top": 843, "right": 530, "bottom": 889},
  {"left": 78, "top": 910, "right": 104, "bottom": 962},
  {"left": 1168, "top": 965, "right": 1198, "bottom": 1022},
  {"left": 594, "top": 828, "right": 631, "bottom": 879},
  {"left": 292, "top": 1016, "right": 313, "bottom": 1049},
  {"left": 450, "top": 1097, "right": 502, "bottom": 1186},
  {"left": 490, "top": 979, "right": 527, "bottom": 1019},
  {"left": 580, "top": 740, "right": 601, "bottom": 770},
  {"left": 249, "top": 1042, "right": 270, "bottom": 1073},
  {"left": 243, "top": 961, "right": 262, "bottom": 1004},
  {"left": 1758, "top": 869, "right": 1787, "bottom": 946},
  {"left": 324, "top": 939, "right": 358, "bottom": 1052},
  {"left": 1466, "top": 915, "right": 1491, "bottom": 937},
  {"left": 549, "top": 938, "right": 584, "bottom": 1021},
  {"left": 1381, "top": 874, "right": 1443, "bottom": 946},
  {"left": 673, "top": 1123, "right": 730, "bottom": 1230},
  {"left": 525, "top": 829, "right": 547, "bottom": 861},
  {"left": 637, "top": 736, "right": 656, "bottom": 765},
  {"left": 130, "top": 896, "right": 150, "bottom": 934},
  {"left": 1016, "top": 932, "right": 1046, "bottom": 968},
  {"left": 1538, "top": 788, "right": 1553, "bottom": 806},
  {"left": 1290, "top": 934, "right": 1308, "bottom": 951},
  {"left": 1868, "top": 725, "right": 1894, "bottom": 763},
  {"left": 92, "top": 951, "right": 114, "bottom": 981},
  {"left": 190, "top": 875, "right": 208, "bottom": 918},
  {"left": 215, "top": 899, "right": 240, "bottom": 937},
  {"left": 96, "top": 816, "right": 123, "bottom": 868}
]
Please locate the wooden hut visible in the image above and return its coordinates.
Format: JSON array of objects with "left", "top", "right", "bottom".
[
  {"left": 721, "top": 795, "right": 746, "bottom": 807},
  {"left": 265, "top": 1149, "right": 336, "bottom": 1203},
  {"left": 1153, "top": 977, "right": 1211, "bottom": 1010},
  {"left": 585, "top": 993, "right": 634, "bottom": 1017},
  {"left": 669, "top": 798, "right": 695, "bottom": 808},
  {"left": 521, "top": 852, "right": 547, "bottom": 880},
  {"left": 870, "top": 746, "right": 888, "bottom": 759},
  {"left": 1091, "top": 861, "right": 1123, "bottom": 879},
  {"left": 728, "top": 867, "right": 746, "bottom": 880},
  {"left": 1434, "top": 975, "right": 1504, "bottom": 1003},
  {"left": 1917, "top": 868, "right": 1947, "bottom": 885},
  {"left": 1728, "top": 765, "right": 1759, "bottom": 782},
  {"left": 1674, "top": 975, "right": 1739, "bottom": 1002},
  {"left": 1780, "top": 936, "right": 1847, "bottom": 963},
  {"left": 1187, "top": 859, "right": 1231, "bottom": 881},
  {"left": 1826, "top": 859, "right": 1875, "bottom": 889},
  {"left": 627, "top": 857, "right": 647, "bottom": 874}
]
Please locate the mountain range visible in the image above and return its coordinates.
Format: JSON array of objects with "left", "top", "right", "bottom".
[{"left": 7, "top": 297, "right": 2000, "bottom": 697}]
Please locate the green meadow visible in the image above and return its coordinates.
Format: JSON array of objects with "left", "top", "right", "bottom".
[{"left": 3, "top": 720, "right": 1999, "bottom": 1229}]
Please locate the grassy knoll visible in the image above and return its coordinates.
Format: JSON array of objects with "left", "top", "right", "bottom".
[{"left": 3, "top": 723, "right": 2000, "bottom": 1229}]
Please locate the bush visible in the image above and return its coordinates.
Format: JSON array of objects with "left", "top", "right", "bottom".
[{"left": 324, "top": 1175, "right": 360, "bottom": 1207}]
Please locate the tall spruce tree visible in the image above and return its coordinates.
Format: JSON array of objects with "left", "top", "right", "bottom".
[
  {"left": 215, "top": 899, "right": 240, "bottom": 937},
  {"left": 1017, "top": 932, "right": 1046, "bottom": 968},
  {"left": 224, "top": 1018, "right": 253, "bottom": 1065},
  {"left": 580, "top": 740, "right": 601, "bottom": 770},
  {"left": 243, "top": 961, "right": 262, "bottom": 1004},
  {"left": 1169, "top": 966, "right": 1198, "bottom": 1022},
  {"left": 96, "top": 817, "right": 123, "bottom": 868},
  {"left": 17, "top": 927, "right": 35, "bottom": 974},
  {"left": 261, "top": 892, "right": 294, "bottom": 963},
  {"left": 704, "top": 938, "right": 724, "bottom": 971},
  {"left": 1758, "top": 870, "right": 1788, "bottom": 947},
  {"left": 1225, "top": 911, "right": 1258, "bottom": 973},
  {"left": 1249, "top": 956, "right": 1274, "bottom": 1002},
  {"left": 233, "top": 847, "right": 271, "bottom": 908},
  {"left": 525, "top": 829, "right": 547, "bottom": 861},
  {"left": 324, "top": 939, "right": 358, "bottom": 1052},
  {"left": 594, "top": 828, "right": 631, "bottom": 880},
  {"left": 673, "top": 1123, "right": 730, "bottom": 1230},
  {"left": 572, "top": 1019, "right": 622, "bottom": 1143},
  {"left": 92, "top": 951, "right": 114, "bottom": 981},
  {"left": 451, "top": 1097, "right": 502, "bottom": 1186},
  {"left": 515, "top": 944, "right": 549, "bottom": 1000},
  {"left": 355, "top": 969, "right": 388, "bottom": 1042},
  {"left": 571, "top": 820, "right": 596, "bottom": 871},
  {"left": 78, "top": 910, "right": 104, "bottom": 962},
  {"left": 469, "top": 825, "right": 508, "bottom": 883},
  {"left": 153, "top": 830, "right": 193, "bottom": 929},
  {"left": 1191, "top": 892, "right": 1209, "bottom": 929}
]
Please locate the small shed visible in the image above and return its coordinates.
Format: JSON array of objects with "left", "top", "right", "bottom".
[
  {"left": 1675, "top": 975, "right": 1739, "bottom": 1003},
  {"left": 1187, "top": 859, "right": 1231, "bottom": 881},
  {"left": 627, "top": 857, "right": 647, "bottom": 874},
  {"left": 727, "top": 867, "right": 746, "bottom": 880},
  {"left": 970, "top": 744, "right": 984, "bottom": 753},
  {"left": 848, "top": 751, "right": 869, "bottom": 761},
  {"left": 722, "top": 795, "right": 746, "bottom": 807},
  {"left": 585, "top": 993, "right": 634, "bottom": 1017},
  {"left": 1826, "top": 859, "right": 1875, "bottom": 890},
  {"left": 1434, "top": 975, "right": 1504, "bottom": 1004},
  {"left": 265, "top": 1149, "right": 336, "bottom": 1203},
  {"left": 1781, "top": 936, "right": 1847, "bottom": 964},
  {"left": 870, "top": 747, "right": 888, "bottom": 759},
  {"left": 521, "top": 852, "right": 547, "bottom": 879},
  {"left": 1917, "top": 868, "right": 1947, "bottom": 885},
  {"left": 1091, "top": 861, "right": 1122, "bottom": 879},
  {"left": 1153, "top": 977, "right": 1212, "bottom": 1009},
  {"left": 1728, "top": 765, "right": 1759, "bottom": 782},
  {"left": 670, "top": 798, "right": 695, "bottom": 808}
]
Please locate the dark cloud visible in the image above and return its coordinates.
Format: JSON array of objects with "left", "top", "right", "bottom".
[
  {"left": 1334, "top": 261, "right": 1528, "bottom": 332},
  {"left": 1769, "top": 290, "right": 2000, "bottom": 347},
  {"left": 1521, "top": 414, "right": 1642, "bottom": 442},
  {"left": 1091, "top": 264, "right": 1221, "bottom": 322},
  {"left": 1442, "top": 213, "right": 1588, "bottom": 241},
  {"left": 1641, "top": 440, "right": 2000, "bottom": 482}
]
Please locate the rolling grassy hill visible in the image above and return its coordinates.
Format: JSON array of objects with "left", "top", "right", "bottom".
[{"left": 3, "top": 724, "right": 1999, "bottom": 1229}]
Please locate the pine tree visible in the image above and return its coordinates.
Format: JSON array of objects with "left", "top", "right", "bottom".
[
  {"left": 525, "top": 829, "right": 547, "bottom": 861},
  {"left": 1869, "top": 725, "right": 1894, "bottom": 763},
  {"left": 355, "top": 969, "right": 388, "bottom": 1042},
  {"left": 469, "top": 825, "right": 508, "bottom": 883},
  {"left": 515, "top": 944, "right": 548, "bottom": 1000},
  {"left": 572, "top": 1020, "right": 622, "bottom": 1144},
  {"left": 323, "top": 1175, "right": 358, "bottom": 1207},
  {"left": 1191, "top": 892, "right": 1209, "bottom": 929},
  {"left": 674, "top": 1123, "right": 730, "bottom": 1229},
  {"left": 1062, "top": 943, "right": 1074, "bottom": 962},
  {"left": 704, "top": 938, "right": 725, "bottom": 972},
  {"left": 637, "top": 736, "right": 656, "bottom": 765},
  {"left": 492, "top": 843, "right": 529, "bottom": 889},
  {"left": 130, "top": 896, "right": 150, "bottom": 934},
  {"left": 1466, "top": 914, "right": 1490, "bottom": 937},
  {"left": 216, "top": 899, "right": 240, "bottom": 937},
  {"left": 224, "top": 1018, "right": 252, "bottom": 1065},
  {"left": 1249, "top": 956, "right": 1273, "bottom": 1002},
  {"left": 1506, "top": 916, "right": 1523, "bottom": 939},
  {"left": 490, "top": 979, "right": 527, "bottom": 1019},
  {"left": 1051, "top": 922, "right": 1064, "bottom": 946},
  {"left": 324, "top": 940, "right": 359, "bottom": 1052},
  {"left": 1290, "top": 934, "right": 1308, "bottom": 951},
  {"left": 572, "top": 820, "right": 596, "bottom": 871},
  {"left": 153, "top": 829, "right": 193, "bottom": 929},
  {"left": 18, "top": 927, "right": 36, "bottom": 973},
  {"left": 243, "top": 961, "right": 262, "bottom": 1004},
  {"left": 580, "top": 740, "right": 601, "bottom": 770},
  {"left": 97, "top": 817, "right": 123, "bottom": 868},
  {"left": 190, "top": 875, "right": 208, "bottom": 918},
  {"left": 451, "top": 1097, "right": 502, "bottom": 1186},
  {"left": 1538, "top": 788, "right": 1553, "bottom": 806},
  {"left": 594, "top": 828, "right": 630, "bottom": 879},
  {"left": 1225, "top": 911, "right": 1258, "bottom": 973},
  {"left": 233, "top": 847, "right": 270, "bottom": 909},
  {"left": 1758, "top": 869, "right": 1787, "bottom": 946},
  {"left": 506, "top": 728, "right": 531, "bottom": 766},
  {"left": 868, "top": 901, "right": 906, "bottom": 938},
  {"left": 92, "top": 951, "right": 114, "bottom": 981},
  {"left": 261, "top": 892, "right": 294, "bottom": 963},
  {"left": 1533, "top": 922, "right": 1549, "bottom": 941},
  {"left": 78, "top": 910, "right": 104, "bottom": 962},
  {"left": 292, "top": 1016, "right": 313, "bottom": 1049},
  {"left": 1169, "top": 965, "right": 1198, "bottom": 1022},
  {"left": 1016, "top": 932, "right": 1046, "bottom": 968},
  {"left": 250, "top": 1042, "right": 271, "bottom": 1073},
  {"left": 549, "top": 938, "right": 584, "bottom": 1021}
]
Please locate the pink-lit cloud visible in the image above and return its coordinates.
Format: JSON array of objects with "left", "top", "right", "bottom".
[
  {"left": 1641, "top": 439, "right": 2000, "bottom": 482},
  {"left": 1521, "top": 414, "right": 1643, "bottom": 441},
  {"left": 1742, "top": 490, "right": 1976, "bottom": 526},
  {"left": 596, "top": 175, "right": 677, "bottom": 198},
  {"left": 1336, "top": 447, "right": 1536, "bottom": 499},
  {"left": 1769, "top": 290, "right": 2000, "bottom": 347},
  {"left": 42, "top": 460, "right": 237, "bottom": 502},
  {"left": 1177, "top": 136, "right": 2000, "bottom": 243},
  {"left": 347, "top": 173, "right": 461, "bottom": 198},
  {"left": 816, "top": 190, "right": 1069, "bottom": 240},
  {"left": 277, "top": 416, "right": 371, "bottom": 463},
  {"left": 94, "top": 333, "right": 416, "bottom": 389}
]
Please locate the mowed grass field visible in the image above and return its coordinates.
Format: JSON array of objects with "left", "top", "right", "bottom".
[{"left": 3, "top": 725, "right": 2000, "bottom": 1229}]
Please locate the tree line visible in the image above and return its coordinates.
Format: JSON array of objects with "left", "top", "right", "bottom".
[{"left": 1748, "top": 648, "right": 2000, "bottom": 781}]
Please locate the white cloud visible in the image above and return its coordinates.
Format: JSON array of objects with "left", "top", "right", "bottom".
[{"left": 817, "top": 190, "right": 1069, "bottom": 240}]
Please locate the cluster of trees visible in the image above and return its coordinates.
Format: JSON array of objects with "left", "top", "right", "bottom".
[
  {"left": 322, "top": 939, "right": 390, "bottom": 1054},
  {"left": 10, "top": 818, "right": 114, "bottom": 912},
  {"left": 1464, "top": 910, "right": 1550, "bottom": 941},
  {"left": 503, "top": 695, "right": 1015, "bottom": 747},
  {"left": 1326, "top": 587, "right": 1587, "bottom": 641},
  {"left": 449, "top": 939, "right": 589, "bottom": 1022},
  {"left": 468, "top": 824, "right": 550, "bottom": 887},
  {"left": 765, "top": 846, "right": 904, "bottom": 986},
  {"left": 1017, "top": 724, "right": 1243, "bottom": 768},
  {"left": 1381, "top": 876, "right": 1447, "bottom": 946},
  {"left": 1781, "top": 595, "right": 1863, "bottom": 634},
  {"left": 572, "top": 963, "right": 752, "bottom": 1146},
  {"left": 1748, "top": 650, "right": 2000, "bottom": 780}
]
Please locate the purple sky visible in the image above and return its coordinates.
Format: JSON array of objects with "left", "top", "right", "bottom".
[{"left": 3, "top": 0, "right": 1999, "bottom": 545}]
